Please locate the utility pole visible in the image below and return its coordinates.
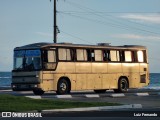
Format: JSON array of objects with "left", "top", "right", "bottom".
[{"left": 54, "top": 0, "right": 57, "bottom": 43}]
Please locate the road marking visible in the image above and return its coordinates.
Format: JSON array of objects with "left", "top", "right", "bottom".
[
  {"left": 85, "top": 94, "right": 100, "bottom": 98},
  {"left": 54, "top": 95, "right": 72, "bottom": 98},
  {"left": 25, "top": 96, "right": 41, "bottom": 99},
  {"left": 135, "top": 93, "right": 149, "bottom": 96},
  {"left": 110, "top": 93, "right": 125, "bottom": 97},
  {"left": 0, "top": 89, "right": 12, "bottom": 92}
]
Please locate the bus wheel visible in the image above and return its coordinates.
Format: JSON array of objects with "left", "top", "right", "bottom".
[
  {"left": 94, "top": 90, "right": 106, "bottom": 93},
  {"left": 114, "top": 77, "right": 128, "bottom": 93},
  {"left": 56, "top": 78, "right": 70, "bottom": 95},
  {"left": 33, "top": 89, "right": 44, "bottom": 95}
]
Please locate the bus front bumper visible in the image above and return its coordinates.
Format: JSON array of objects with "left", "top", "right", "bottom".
[{"left": 11, "top": 83, "right": 39, "bottom": 91}]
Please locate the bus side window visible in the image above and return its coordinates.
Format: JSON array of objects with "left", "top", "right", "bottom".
[
  {"left": 91, "top": 50, "right": 95, "bottom": 61},
  {"left": 137, "top": 51, "right": 144, "bottom": 62},
  {"left": 110, "top": 50, "right": 120, "bottom": 62},
  {"left": 103, "top": 50, "right": 110, "bottom": 62},
  {"left": 43, "top": 50, "right": 48, "bottom": 62},
  {"left": 131, "top": 51, "right": 137, "bottom": 62},
  {"left": 120, "top": 51, "right": 125, "bottom": 62},
  {"left": 95, "top": 50, "right": 103, "bottom": 61},
  {"left": 66, "top": 49, "right": 71, "bottom": 61},
  {"left": 58, "top": 48, "right": 71, "bottom": 61},
  {"left": 48, "top": 50, "right": 56, "bottom": 62},
  {"left": 124, "top": 51, "right": 132, "bottom": 62},
  {"left": 76, "top": 49, "right": 87, "bottom": 61},
  {"left": 143, "top": 50, "right": 147, "bottom": 63},
  {"left": 70, "top": 49, "right": 75, "bottom": 61},
  {"left": 87, "top": 49, "right": 92, "bottom": 61},
  {"left": 43, "top": 50, "right": 57, "bottom": 70}
]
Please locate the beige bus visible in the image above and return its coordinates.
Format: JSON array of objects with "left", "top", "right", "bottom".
[{"left": 12, "top": 42, "right": 150, "bottom": 95}]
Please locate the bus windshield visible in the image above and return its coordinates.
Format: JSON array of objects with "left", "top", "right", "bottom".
[{"left": 14, "top": 50, "right": 42, "bottom": 71}]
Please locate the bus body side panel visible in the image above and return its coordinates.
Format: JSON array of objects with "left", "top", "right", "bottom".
[
  {"left": 122, "top": 63, "right": 140, "bottom": 88},
  {"left": 107, "top": 63, "right": 122, "bottom": 89},
  {"left": 75, "top": 63, "right": 91, "bottom": 90},
  {"left": 41, "top": 71, "right": 55, "bottom": 91},
  {"left": 86, "top": 74, "right": 94, "bottom": 89},
  {"left": 92, "top": 63, "right": 107, "bottom": 89},
  {"left": 41, "top": 62, "right": 76, "bottom": 91},
  {"left": 56, "top": 62, "right": 76, "bottom": 91}
]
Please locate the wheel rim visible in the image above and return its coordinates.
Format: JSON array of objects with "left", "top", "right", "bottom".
[
  {"left": 121, "top": 80, "right": 127, "bottom": 90},
  {"left": 60, "top": 82, "right": 67, "bottom": 91}
]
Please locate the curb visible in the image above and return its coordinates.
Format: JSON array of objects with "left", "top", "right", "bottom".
[{"left": 42, "top": 104, "right": 142, "bottom": 112}]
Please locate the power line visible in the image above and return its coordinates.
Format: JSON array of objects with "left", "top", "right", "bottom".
[
  {"left": 64, "top": 1, "right": 160, "bottom": 36},
  {"left": 61, "top": 30, "right": 94, "bottom": 44},
  {"left": 59, "top": 11, "right": 160, "bottom": 37},
  {"left": 58, "top": 11, "right": 160, "bottom": 14},
  {"left": 59, "top": 11, "right": 160, "bottom": 30}
]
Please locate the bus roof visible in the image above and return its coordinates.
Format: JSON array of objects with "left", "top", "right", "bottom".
[{"left": 14, "top": 42, "right": 147, "bottom": 50}]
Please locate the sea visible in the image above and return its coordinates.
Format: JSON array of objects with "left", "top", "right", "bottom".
[{"left": 0, "top": 72, "right": 160, "bottom": 90}]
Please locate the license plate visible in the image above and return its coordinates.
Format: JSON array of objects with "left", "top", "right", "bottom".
[{"left": 20, "top": 85, "right": 29, "bottom": 88}]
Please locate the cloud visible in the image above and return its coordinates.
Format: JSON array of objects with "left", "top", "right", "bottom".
[
  {"left": 112, "top": 34, "right": 160, "bottom": 40},
  {"left": 120, "top": 14, "right": 160, "bottom": 24}
]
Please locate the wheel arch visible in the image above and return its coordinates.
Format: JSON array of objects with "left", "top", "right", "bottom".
[
  {"left": 118, "top": 76, "right": 129, "bottom": 88},
  {"left": 58, "top": 76, "right": 71, "bottom": 91}
]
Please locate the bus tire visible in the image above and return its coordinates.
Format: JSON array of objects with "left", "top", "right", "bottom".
[
  {"left": 114, "top": 77, "right": 128, "bottom": 93},
  {"left": 56, "top": 78, "right": 70, "bottom": 95},
  {"left": 94, "top": 90, "right": 106, "bottom": 93},
  {"left": 33, "top": 89, "right": 44, "bottom": 95}
]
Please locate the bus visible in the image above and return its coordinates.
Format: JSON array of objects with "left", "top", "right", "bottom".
[{"left": 12, "top": 42, "right": 150, "bottom": 95}]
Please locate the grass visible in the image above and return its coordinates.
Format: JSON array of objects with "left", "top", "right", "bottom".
[{"left": 0, "top": 94, "right": 121, "bottom": 112}]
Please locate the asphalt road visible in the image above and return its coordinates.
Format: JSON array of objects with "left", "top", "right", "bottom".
[
  {"left": 0, "top": 88, "right": 160, "bottom": 109},
  {"left": 0, "top": 87, "right": 160, "bottom": 119}
]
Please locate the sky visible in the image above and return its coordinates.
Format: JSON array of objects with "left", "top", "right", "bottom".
[{"left": 0, "top": 0, "right": 160, "bottom": 72}]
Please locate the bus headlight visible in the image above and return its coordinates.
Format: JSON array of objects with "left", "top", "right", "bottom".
[
  {"left": 36, "top": 75, "right": 39, "bottom": 78},
  {"left": 34, "top": 85, "right": 38, "bottom": 88},
  {"left": 12, "top": 85, "right": 16, "bottom": 88}
]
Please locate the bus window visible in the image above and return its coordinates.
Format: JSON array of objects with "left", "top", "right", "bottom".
[
  {"left": 143, "top": 50, "right": 147, "bottom": 63},
  {"left": 58, "top": 48, "right": 71, "bottom": 61},
  {"left": 91, "top": 50, "right": 95, "bottom": 61},
  {"left": 43, "top": 50, "right": 57, "bottom": 70},
  {"left": 76, "top": 49, "right": 87, "bottom": 61},
  {"left": 87, "top": 49, "right": 92, "bottom": 61},
  {"left": 131, "top": 51, "right": 137, "bottom": 62},
  {"left": 14, "top": 50, "right": 25, "bottom": 70},
  {"left": 110, "top": 50, "right": 120, "bottom": 62},
  {"left": 125, "top": 51, "right": 132, "bottom": 62},
  {"left": 103, "top": 50, "right": 110, "bottom": 61},
  {"left": 95, "top": 50, "right": 103, "bottom": 61},
  {"left": 48, "top": 50, "right": 56, "bottom": 62},
  {"left": 14, "top": 57, "right": 23, "bottom": 69},
  {"left": 137, "top": 51, "right": 144, "bottom": 62}
]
